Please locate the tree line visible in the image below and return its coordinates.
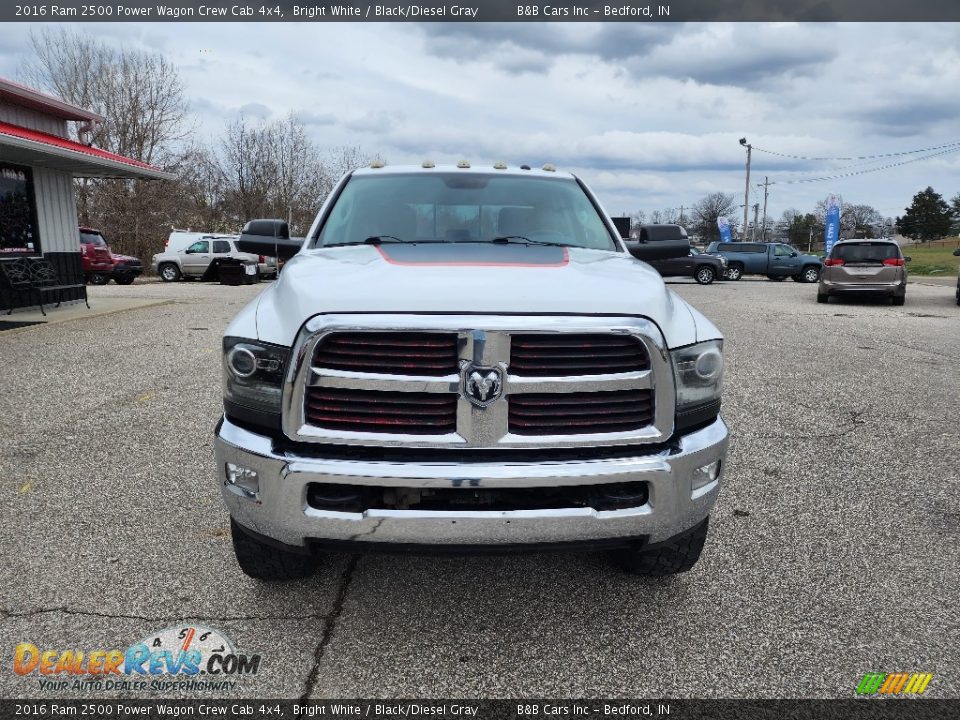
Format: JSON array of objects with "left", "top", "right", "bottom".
[
  {"left": 21, "top": 29, "right": 375, "bottom": 261},
  {"left": 630, "top": 189, "right": 959, "bottom": 246}
]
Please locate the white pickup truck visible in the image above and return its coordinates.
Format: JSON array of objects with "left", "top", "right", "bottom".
[{"left": 215, "top": 162, "right": 728, "bottom": 580}]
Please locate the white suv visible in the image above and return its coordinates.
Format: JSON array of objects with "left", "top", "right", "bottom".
[{"left": 152, "top": 237, "right": 276, "bottom": 281}]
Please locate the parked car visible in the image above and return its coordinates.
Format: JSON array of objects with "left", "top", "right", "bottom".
[
  {"left": 166, "top": 230, "right": 278, "bottom": 277},
  {"left": 705, "top": 241, "right": 822, "bottom": 282},
  {"left": 152, "top": 237, "right": 275, "bottom": 282},
  {"left": 647, "top": 246, "right": 728, "bottom": 285},
  {"left": 217, "top": 163, "right": 728, "bottom": 581},
  {"left": 78, "top": 227, "right": 115, "bottom": 285},
  {"left": 818, "top": 239, "right": 909, "bottom": 305},
  {"left": 109, "top": 254, "right": 144, "bottom": 285}
]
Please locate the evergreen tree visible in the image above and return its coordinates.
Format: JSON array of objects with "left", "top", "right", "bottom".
[{"left": 895, "top": 187, "right": 952, "bottom": 241}]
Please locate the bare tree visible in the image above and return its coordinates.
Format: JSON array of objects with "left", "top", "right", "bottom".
[
  {"left": 21, "top": 29, "right": 189, "bottom": 258},
  {"left": 691, "top": 192, "right": 737, "bottom": 241}
]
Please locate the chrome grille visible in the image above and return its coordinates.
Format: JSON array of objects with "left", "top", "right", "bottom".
[
  {"left": 313, "top": 332, "right": 458, "bottom": 376},
  {"left": 305, "top": 387, "right": 457, "bottom": 434},
  {"left": 288, "top": 315, "right": 673, "bottom": 448},
  {"left": 510, "top": 334, "right": 649, "bottom": 376},
  {"left": 509, "top": 390, "right": 654, "bottom": 435}
]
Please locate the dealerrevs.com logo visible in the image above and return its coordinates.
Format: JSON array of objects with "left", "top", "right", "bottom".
[{"left": 13, "top": 625, "right": 261, "bottom": 693}]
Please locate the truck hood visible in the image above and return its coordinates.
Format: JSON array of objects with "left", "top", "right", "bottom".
[{"left": 242, "top": 244, "right": 717, "bottom": 349}]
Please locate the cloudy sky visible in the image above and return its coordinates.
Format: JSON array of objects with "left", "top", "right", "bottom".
[{"left": 2, "top": 22, "right": 959, "bottom": 226}]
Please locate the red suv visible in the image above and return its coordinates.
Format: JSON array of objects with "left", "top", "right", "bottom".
[{"left": 78, "top": 227, "right": 143, "bottom": 285}]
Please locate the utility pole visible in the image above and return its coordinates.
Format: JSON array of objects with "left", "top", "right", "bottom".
[
  {"left": 739, "top": 138, "right": 752, "bottom": 241},
  {"left": 751, "top": 203, "right": 760, "bottom": 240},
  {"left": 678, "top": 205, "right": 685, "bottom": 225},
  {"left": 759, "top": 176, "right": 770, "bottom": 241}
]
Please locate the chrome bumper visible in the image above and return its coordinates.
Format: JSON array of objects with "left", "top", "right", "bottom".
[{"left": 214, "top": 416, "right": 728, "bottom": 548}]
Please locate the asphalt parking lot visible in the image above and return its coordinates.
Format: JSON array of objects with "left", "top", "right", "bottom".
[{"left": 1, "top": 275, "right": 957, "bottom": 699}]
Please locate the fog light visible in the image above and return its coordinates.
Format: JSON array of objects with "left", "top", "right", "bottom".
[
  {"left": 692, "top": 460, "right": 721, "bottom": 490},
  {"left": 225, "top": 462, "right": 259, "bottom": 498}
]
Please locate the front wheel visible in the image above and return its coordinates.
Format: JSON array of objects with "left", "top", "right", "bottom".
[
  {"left": 817, "top": 292, "right": 829, "bottom": 304},
  {"left": 891, "top": 295, "right": 905, "bottom": 306},
  {"left": 800, "top": 265, "right": 821, "bottom": 283},
  {"left": 231, "top": 519, "right": 318, "bottom": 581},
  {"left": 725, "top": 264, "right": 743, "bottom": 281},
  {"left": 114, "top": 275, "right": 136, "bottom": 285},
  {"left": 608, "top": 518, "right": 709, "bottom": 576},
  {"left": 694, "top": 266, "right": 716, "bottom": 285},
  {"left": 159, "top": 263, "right": 181, "bottom": 282}
]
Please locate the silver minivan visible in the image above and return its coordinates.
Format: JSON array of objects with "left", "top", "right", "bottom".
[{"left": 818, "top": 239, "right": 909, "bottom": 305}]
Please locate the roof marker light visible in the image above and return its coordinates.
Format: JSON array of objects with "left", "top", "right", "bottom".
[
  {"left": 493, "top": 161, "right": 507, "bottom": 170},
  {"left": 422, "top": 160, "right": 435, "bottom": 168},
  {"left": 457, "top": 159, "right": 471, "bottom": 168},
  {"left": 542, "top": 163, "right": 556, "bottom": 172},
  {"left": 369, "top": 159, "right": 386, "bottom": 169}
]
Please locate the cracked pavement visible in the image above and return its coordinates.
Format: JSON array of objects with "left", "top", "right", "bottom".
[{"left": 1, "top": 276, "right": 957, "bottom": 699}]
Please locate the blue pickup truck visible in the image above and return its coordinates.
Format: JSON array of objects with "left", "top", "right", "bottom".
[{"left": 705, "top": 241, "right": 823, "bottom": 282}]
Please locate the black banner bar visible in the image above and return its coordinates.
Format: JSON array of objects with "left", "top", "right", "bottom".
[
  {"left": 2, "top": 700, "right": 959, "bottom": 720},
  {"left": 3, "top": 0, "right": 960, "bottom": 22}
]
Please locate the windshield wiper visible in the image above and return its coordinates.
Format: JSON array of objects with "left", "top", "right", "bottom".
[
  {"left": 323, "top": 236, "right": 406, "bottom": 248},
  {"left": 490, "top": 235, "right": 570, "bottom": 248}
]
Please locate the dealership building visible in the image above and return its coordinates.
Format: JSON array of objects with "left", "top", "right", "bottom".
[{"left": 0, "top": 77, "right": 172, "bottom": 311}]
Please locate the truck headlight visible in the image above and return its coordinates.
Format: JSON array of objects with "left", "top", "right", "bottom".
[
  {"left": 222, "top": 337, "right": 288, "bottom": 417},
  {"left": 670, "top": 340, "right": 723, "bottom": 432}
]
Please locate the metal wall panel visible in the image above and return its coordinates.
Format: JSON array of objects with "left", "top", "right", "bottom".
[
  {"left": 32, "top": 166, "right": 79, "bottom": 254},
  {"left": 0, "top": 101, "right": 69, "bottom": 137}
]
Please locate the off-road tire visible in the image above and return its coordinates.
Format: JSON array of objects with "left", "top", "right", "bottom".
[
  {"left": 87, "top": 272, "right": 109, "bottom": 285},
  {"left": 891, "top": 295, "right": 905, "bottom": 306},
  {"left": 159, "top": 263, "right": 181, "bottom": 282},
  {"left": 114, "top": 275, "right": 136, "bottom": 285},
  {"left": 694, "top": 266, "right": 715, "bottom": 285},
  {"left": 725, "top": 264, "right": 743, "bottom": 281},
  {"left": 817, "top": 292, "right": 829, "bottom": 304},
  {"left": 609, "top": 518, "right": 709, "bottom": 576},
  {"left": 231, "top": 519, "right": 318, "bottom": 581}
]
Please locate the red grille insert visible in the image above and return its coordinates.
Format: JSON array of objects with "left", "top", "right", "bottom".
[
  {"left": 305, "top": 387, "right": 457, "bottom": 435},
  {"left": 509, "top": 390, "right": 654, "bottom": 435},
  {"left": 313, "top": 332, "right": 458, "bottom": 376},
  {"left": 509, "top": 334, "right": 649, "bottom": 376}
]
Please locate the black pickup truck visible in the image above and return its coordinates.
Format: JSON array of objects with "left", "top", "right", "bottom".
[{"left": 621, "top": 224, "right": 726, "bottom": 284}]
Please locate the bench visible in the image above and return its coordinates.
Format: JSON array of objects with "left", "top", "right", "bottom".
[{"left": 0, "top": 257, "right": 89, "bottom": 316}]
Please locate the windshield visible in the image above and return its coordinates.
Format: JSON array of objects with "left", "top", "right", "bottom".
[
  {"left": 80, "top": 231, "right": 106, "bottom": 247},
  {"left": 833, "top": 242, "right": 900, "bottom": 264},
  {"left": 316, "top": 173, "right": 617, "bottom": 251}
]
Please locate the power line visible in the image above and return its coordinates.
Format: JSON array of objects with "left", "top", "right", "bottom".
[
  {"left": 752, "top": 140, "right": 960, "bottom": 162},
  {"left": 768, "top": 145, "right": 960, "bottom": 186}
]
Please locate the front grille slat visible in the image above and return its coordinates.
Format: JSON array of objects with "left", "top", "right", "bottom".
[
  {"left": 509, "top": 390, "right": 654, "bottom": 435},
  {"left": 305, "top": 387, "right": 457, "bottom": 434},
  {"left": 314, "top": 332, "right": 458, "bottom": 376},
  {"left": 509, "top": 334, "right": 649, "bottom": 376}
]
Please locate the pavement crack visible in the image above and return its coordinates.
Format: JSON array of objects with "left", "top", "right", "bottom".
[{"left": 300, "top": 555, "right": 359, "bottom": 699}]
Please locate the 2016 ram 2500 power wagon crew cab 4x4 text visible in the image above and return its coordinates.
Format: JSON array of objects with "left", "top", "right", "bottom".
[{"left": 215, "top": 163, "right": 729, "bottom": 580}]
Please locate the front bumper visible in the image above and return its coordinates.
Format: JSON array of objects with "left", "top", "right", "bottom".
[{"left": 214, "top": 416, "right": 728, "bottom": 549}]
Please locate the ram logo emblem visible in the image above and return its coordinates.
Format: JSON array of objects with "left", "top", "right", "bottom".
[{"left": 461, "top": 365, "right": 503, "bottom": 408}]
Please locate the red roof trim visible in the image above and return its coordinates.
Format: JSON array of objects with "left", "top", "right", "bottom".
[{"left": 0, "top": 120, "right": 164, "bottom": 172}]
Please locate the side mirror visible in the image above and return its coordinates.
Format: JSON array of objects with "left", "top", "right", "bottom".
[
  {"left": 237, "top": 219, "right": 303, "bottom": 261},
  {"left": 952, "top": 248, "right": 960, "bottom": 257},
  {"left": 904, "top": 256, "right": 912, "bottom": 262}
]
